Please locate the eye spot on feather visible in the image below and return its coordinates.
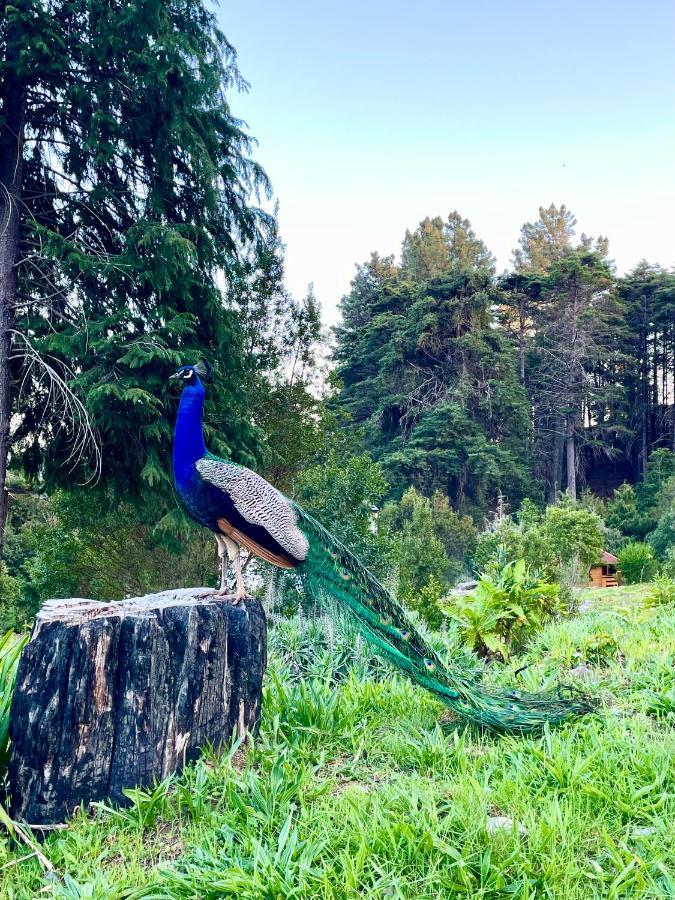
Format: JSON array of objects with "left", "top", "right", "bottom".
[
  {"left": 341, "top": 571, "right": 352, "bottom": 581},
  {"left": 381, "top": 616, "right": 392, "bottom": 626},
  {"left": 399, "top": 629, "right": 411, "bottom": 641},
  {"left": 424, "top": 659, "right": 436, "bottom": 672}
]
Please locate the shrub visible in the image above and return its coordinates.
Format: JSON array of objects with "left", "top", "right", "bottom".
[
  {"left": 442, "top": 559, "right": 562, "bottom": 660},
  {"left": 618, "top": 541, "right": 658, "bottom": 584},
  {"left": 401, "top": 575, "right": 445, "bottom": 630},
  {"left": 472, "top": 496, "right": 605, "bottom": 593},
  {"left": 471, "top": 517, "right": 525, "bottom": 574},
  {"left": 541, "top": 499, "right": 605, "bottom": 570},
  {"left": 663, "top": 546, "right": 675, "bottom": 578},
  {"left": 379, "top": 487, "right": 476, "bottom": 599},
  {"left": 644, "top": 575, "right": 675, "bottom": 608},
  {"left": 647, "top": 506, "right": 675, "bottom": 561},
  {"left": 604, "top": 483, "right": 655, "bottom": 541},
  {"left": 638, "top": 449, "right": 675, "bottom": 512},
  {"left": 580, "top": 631, "right": 621, "bottom": 666}
]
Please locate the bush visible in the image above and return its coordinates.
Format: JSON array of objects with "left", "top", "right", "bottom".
[
  {"left": 647, "top": 506, "right": 675, "bottom": 561},
  {"left": 618, "top": 541, "right": 658, "bottom": 584},
  {"left": 638, "top": 449, "right": 675, "bottom": 512},
  {"left": 400, "top": 575, "right": 445, "bottom": 630},
  {"left": 604, "top": 483, "right": 655, "bottom": 541},
  {"left": 644, "top": 575, "right": 675, "bottom": 608},
  {"left": 442, "top": 559, "right": 562, "bottom": 660},
  {"left": 541, "top": 499, "right": 604, "bottom": 570},
  {"left": 471, "top": 496, "right": 605, "bottom": 594},
  {"left": 663, "top": 546, "right": 675, "bottom": 578}
]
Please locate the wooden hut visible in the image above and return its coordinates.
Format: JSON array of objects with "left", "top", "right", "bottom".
[{"left": 588, "top": 551, "right": 620, "bottom": 589}]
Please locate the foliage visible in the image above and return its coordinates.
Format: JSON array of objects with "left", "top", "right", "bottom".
[
  {"left": 443, "top": 559, "right": 562, "bottom": 659},
  {"left": 472, "top": 497, "right": 604, "bottom": 583},
  {"left": 647, "top": 504, "right": 675, "bottom": 561},
  {"left": 604, "top": 483, "right": 654, "bottom": 541},
  {"left": 618, "top": 542, "right": 658, "bottom": 585},
  {"left": 400, "top": 575, "right": 446, "bottom": 631},
  {"left": 1, "top": 490, "right": 217, "bottom": 623},
  {"left": 334, "top": 245, "right": 533, "bottom": 517},
  {"left": 0, "top": 566, "right": 23, "bottom": 631},
  {"left": 295, "top": 451, "right": 392, "bottom": 580},
  {"left": 0, "top": 630, "right": 27, "bottom": 770},
  {"left": 3, "top": 597, "right": 675, "bottom": 895},
  {"left": 2, "top": 0, "right": 275, "bottom": 542},
  {"left": 401, "top": 212, "right": 495, "bottom": 278},
  {"left": 663, "top": 547, "right": 675, "bottom": 578},
  {"left": 638, "top": 449, "right": 675, "bottom": 514},
  {"left": 644, "top": 576, "right": 675, "bottom": 608},
  {"left": 541, "top": 499, "right": 604, "bottom": 570}
]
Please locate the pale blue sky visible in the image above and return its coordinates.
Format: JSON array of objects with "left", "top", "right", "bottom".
[{"left": 220, "top": 0, "right": 675, "bottom": 323}]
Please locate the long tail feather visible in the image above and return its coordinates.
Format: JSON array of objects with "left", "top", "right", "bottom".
[{"left": 293, "top": 504, "right": 596, "bottom": 734}]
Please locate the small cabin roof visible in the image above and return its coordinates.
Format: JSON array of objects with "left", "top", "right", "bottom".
[{"left": 601, "top": 550, "right": 619, "bottom": 565}]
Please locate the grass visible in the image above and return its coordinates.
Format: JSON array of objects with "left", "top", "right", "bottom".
[
  {"left": 576, "top": 583, "right": 655, "bottom": 612},
  {"left": 1, "top": 596, "right": 674, "bottom": 898}
]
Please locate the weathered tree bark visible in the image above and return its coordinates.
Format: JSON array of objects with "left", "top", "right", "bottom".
[{"left": 8, "top": 588, "right": 266, "bottom": 825}]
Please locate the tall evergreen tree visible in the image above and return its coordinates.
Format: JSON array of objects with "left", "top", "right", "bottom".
[
  {"left": 513, "top": 203, "right": 578, "bottom": 272},
  {"left": 0, "top": 0, "right": 272, "bottom": 559},
  {"left": 335, "top": 251, "right": 531, "bottom": 514},
  {"left": 401, "top": 212, "right": 495, "bottom": 279},
  {"left": 228, "top": 221, "right": 325, "bottom": 491},
  {"left": 530, "top": 250, "right": 619, "bottom": 499},
  {"left": 619, "top": 264, "right": 675, "bottom": 477}
]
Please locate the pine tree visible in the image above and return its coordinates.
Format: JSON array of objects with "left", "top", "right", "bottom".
[
  {"left": 335, "top": 256, "right": 532, "bottom": 515},
  {"left": 619, "top": 265, "right": 675, "bottom": 478},
  {"left": 530, "top": 250, "right": 619, "bottom": 499},
  {"left": 513, "top": 203, "right": 577, "bottom": 272},
  {"left": 401, "top": 212, "right": 495, "bottom": 280},
  {"left": 0, "top": 0, "right": 273, "bottom": 558}
]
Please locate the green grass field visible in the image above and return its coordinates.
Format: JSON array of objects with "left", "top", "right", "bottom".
[
  {"left": 576, "top": 583, "right": 655, "bottom": 612},
  {"left": 1, "top": 588, "right": 674, "bottom": 899}
]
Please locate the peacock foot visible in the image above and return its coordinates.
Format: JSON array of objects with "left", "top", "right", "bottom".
[{"left": 210, "top": 589, "right": 240, "bottom": 604}]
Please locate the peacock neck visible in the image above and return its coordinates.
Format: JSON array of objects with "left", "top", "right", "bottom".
[{"left": 173, "top": 385, "right": 207, "bottom": 479}]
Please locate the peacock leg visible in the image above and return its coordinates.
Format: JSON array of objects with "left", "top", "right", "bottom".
[
  {"left": 215, "top": 535, "right": 229, "bottom": 592},
  {"left": 214, "top": 534, "right": 232, "bottom": 596},
  {"left": 223, "top": 535, "right": 250, "bottom": 603}
]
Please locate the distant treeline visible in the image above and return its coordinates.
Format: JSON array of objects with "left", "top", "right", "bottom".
[{"left": 332, "top": 206, "right": 675, "bottom": 516}]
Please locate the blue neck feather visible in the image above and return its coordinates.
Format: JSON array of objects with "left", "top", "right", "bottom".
[{"left": 173, "top": 379, "right": 207, "bottom": 480}]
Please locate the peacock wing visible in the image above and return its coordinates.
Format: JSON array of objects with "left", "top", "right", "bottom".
[{"left": 195, "top": 456, "right": 309, "bottom": 562}]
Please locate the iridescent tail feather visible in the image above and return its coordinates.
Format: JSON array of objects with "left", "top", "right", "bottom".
[{"left": 293, "top": 505, "right": 596, "bottom": 734}]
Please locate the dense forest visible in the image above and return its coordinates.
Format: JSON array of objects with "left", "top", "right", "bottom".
[
  {"left": 335, "top": 208, "right": 675, "bottom": 514},
  {"left": 1, "top": 0, "right": 675, "bottom": 630}
]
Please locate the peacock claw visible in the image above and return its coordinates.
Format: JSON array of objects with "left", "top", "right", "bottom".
[{"left": 211, "top": 590, "right": 239, "bottom": 603}]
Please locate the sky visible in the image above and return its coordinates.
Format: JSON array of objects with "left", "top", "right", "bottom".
[{"left": 220, "top": 0, "right": 675, "bottom": 325}]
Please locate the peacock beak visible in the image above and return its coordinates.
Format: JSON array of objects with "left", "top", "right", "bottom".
[{"left": 169, "top": 371, "right": 180, "bottom": 379}]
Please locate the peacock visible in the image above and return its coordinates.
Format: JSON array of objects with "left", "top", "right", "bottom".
[{"left": 171, "top": 360, "right": 596, "bottom": 733}]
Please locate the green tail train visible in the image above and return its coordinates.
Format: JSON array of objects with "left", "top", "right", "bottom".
[{"left": 293, "top": 505, "right": 596, "bottom": 734}]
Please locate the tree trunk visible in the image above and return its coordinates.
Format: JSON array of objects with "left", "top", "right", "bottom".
[
  {"left": 549, "top": 419, "right": 564, "bottom": 503},
  {"left": 0, "top": 24, "right": 25, "bottom": 565},
  {"left": 640, "top": 290, "right": 649, "bottom": 479},
  {"left": 8, "top": 589, "right": 266, "bottom": 825},
  {"left": 565, "top": 415, "right": 576, "bottom": 500},
  {"left": 518, "top": 298, "right": 526, "bottom": 384}
]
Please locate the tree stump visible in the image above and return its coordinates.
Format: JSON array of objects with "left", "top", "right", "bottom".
[{"left": 8, "top": 588, "right": 266, "bottom": 825}]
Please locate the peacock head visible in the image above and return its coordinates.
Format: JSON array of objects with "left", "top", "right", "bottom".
[{"left": 170, "top": 359, "right": 212, "bottom": 391}]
